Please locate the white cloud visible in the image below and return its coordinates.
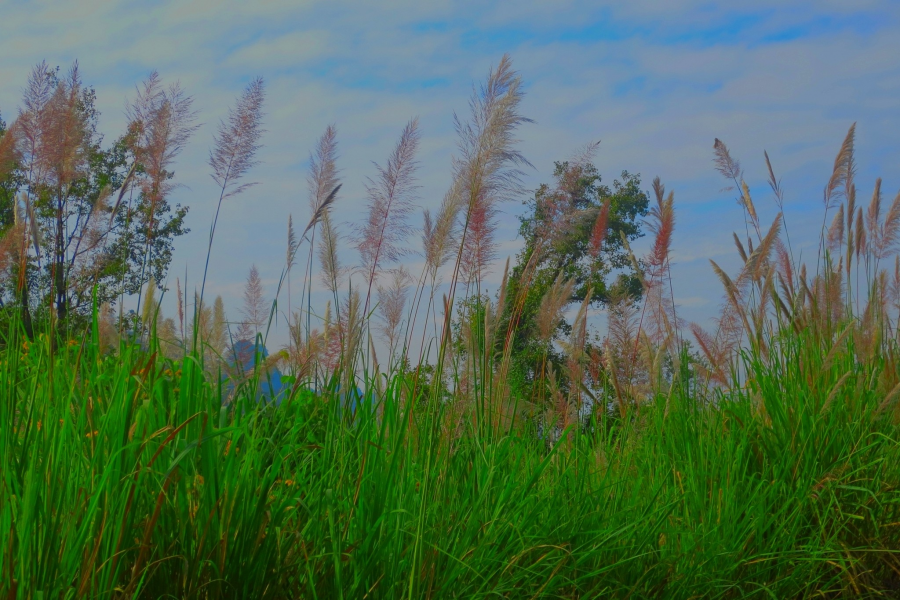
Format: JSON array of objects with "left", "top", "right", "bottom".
[{"left": 225, "top": 30, "right": 331, "bottom": 68}]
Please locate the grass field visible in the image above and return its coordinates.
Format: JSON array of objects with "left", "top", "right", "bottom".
[
  {"left": 2, "top": 58, "right": 900, "bottom": 598},
  {"left": 2, "top": 287, "right": 900, "bottom": 598}
]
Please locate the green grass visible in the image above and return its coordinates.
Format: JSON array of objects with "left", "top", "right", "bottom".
[{"left": 1, "top": 317, "right": 899, "bottom": 599}]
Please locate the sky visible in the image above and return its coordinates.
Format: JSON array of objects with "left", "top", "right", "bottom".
[{"left": 1, "top": 0, "right": 899, "bottom": 351}]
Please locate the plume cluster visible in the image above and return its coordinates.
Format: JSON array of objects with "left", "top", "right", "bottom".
[{"left": 127, "top": 71, "right": 198, "bottom": 210}]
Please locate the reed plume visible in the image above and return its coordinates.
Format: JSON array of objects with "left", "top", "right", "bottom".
[
  {"left": 201, "top": 77, "right": 265, "bottom": 308},
  {"left": 455, "top": 55, "right": 533, "bottom": 286},
  {"left": 308, "top": 125, "right": 339, "bottom": 218},
  {"left": 866, "top": 179, "right": 882, "bottom": 256},
  {"left": 714, "top": 137, "right": 761, "bottom": 238},
  {"left": 713, "top": 137, "right": 742, "bottom": 184},
  {"left": 190, "top": 292, "right": 212, "bottom": 345},
  {"left": 357, "top": 118, "right": 420, "bottom": 306},
  {"left": 17, "top": 61, "right": 57, "bottom": 190},
  {"left": 358, "top": 120, "right": 420, "bottom": 268},
  {"left": 526, "top": 143, "right": 604, "bottom": 262},
  {"left": 825, "top": 123, "right": 856, "bottom": 209},
  {"left": 339, "top": 288, "right": 364, "bottom": 384},
  {"left": 285, "top": 214, "right": 299, "bottom": 347},
  {"left": 890, "top": 256, "right": 900, "bottom": 317},
  {"left": 208, "top": 77, "right": 265, "bottom": 199},
  {"left": 127, "top": 72, "right": 198, "bottom": 210},
  {"left": 318, "top": 211, "right": 343, "bottom": 294},
  {"left": 10, "top": 63, "right": 94, "bottom": 324},
  {"left": 156, "top": 315, "right": 181, "bottom": 359},
  {"left": 123, "top": 72, "right": 198, "bottom": 322},
  {"left": 0, "top": 222, "right": 24, "bottom": 278},
  {"left": 880, "top": 191, "right": 900, "bottom": 259},
  {"left": 237, "top": 264, "right": 266, "bottom": 342},
  {"left": 301, "top": 126, "right": 340, "bottom": 339},
  {"left": 377, "top": 266, "right": 410, "bottom": 361},
  {"left": 302, "top": 126, "right": 340, "bottom": 255},
  {"left": 604, "top": 290, "right": 644, "bottom": 415},
  {"left": 827, "top": 203, "right": 845, "bottom": 254},
  {"left": 422, "top": 179, "right": 463, "bottom": 283},
  {"left": 43, "top": 64, "right": 90, "bottom": 189},
  {"left": 639, "top": 177, "right": 677, "bottom": 350},
  {"left": 211, "top": 296, "right": 228, "bottom": 355},
  {"left": 140, "top": 277, "right": 158, "bottom": 336}
]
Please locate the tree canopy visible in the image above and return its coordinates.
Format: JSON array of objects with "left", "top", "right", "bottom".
[{"left": 501, "top": 148, "right": 650, "bottom": 399}]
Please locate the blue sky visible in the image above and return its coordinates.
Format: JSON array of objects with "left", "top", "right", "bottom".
[{"left": 2, "top": 0, "right": 899, "bottom": 348}]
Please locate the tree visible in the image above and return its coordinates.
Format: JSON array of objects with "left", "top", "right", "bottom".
[
  {"left": 0, "top": 63, "right": 194, "bottom": 339},
  {"left": 501, "top": 148, "right": 649, "bottom": 400}
]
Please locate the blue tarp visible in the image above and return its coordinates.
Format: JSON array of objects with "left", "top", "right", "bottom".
[
  {"left": 224, "top": 339, "right": 286, "bottom": 405},
  {"left": 223, "top": 339, "right": 377, "bottom": 417}
]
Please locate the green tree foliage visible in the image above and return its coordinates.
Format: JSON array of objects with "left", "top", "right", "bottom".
[
  {"left": 0, "top": 64, "right": 192, "bottom": 338},
  {"left": 502, "top": 149, "right": 649, "bottom": 399}
]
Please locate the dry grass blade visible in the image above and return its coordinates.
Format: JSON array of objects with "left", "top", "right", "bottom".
[
  {"left": 764, "top": 149, "right": 784, "bottom": 209},
  {"left": 734, "top": 233, "right": 748, "bottom": 263},
  {"left": 301, "top": 184, "right": 341, "bottom": 241}
]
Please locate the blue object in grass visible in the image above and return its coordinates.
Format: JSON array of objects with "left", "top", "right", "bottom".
[
  {"left": 225, "top": 339, "right": 286, "bottom": 405},
  {"left": 223, "top": 339, "right": 377, "bottom": 416}
]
